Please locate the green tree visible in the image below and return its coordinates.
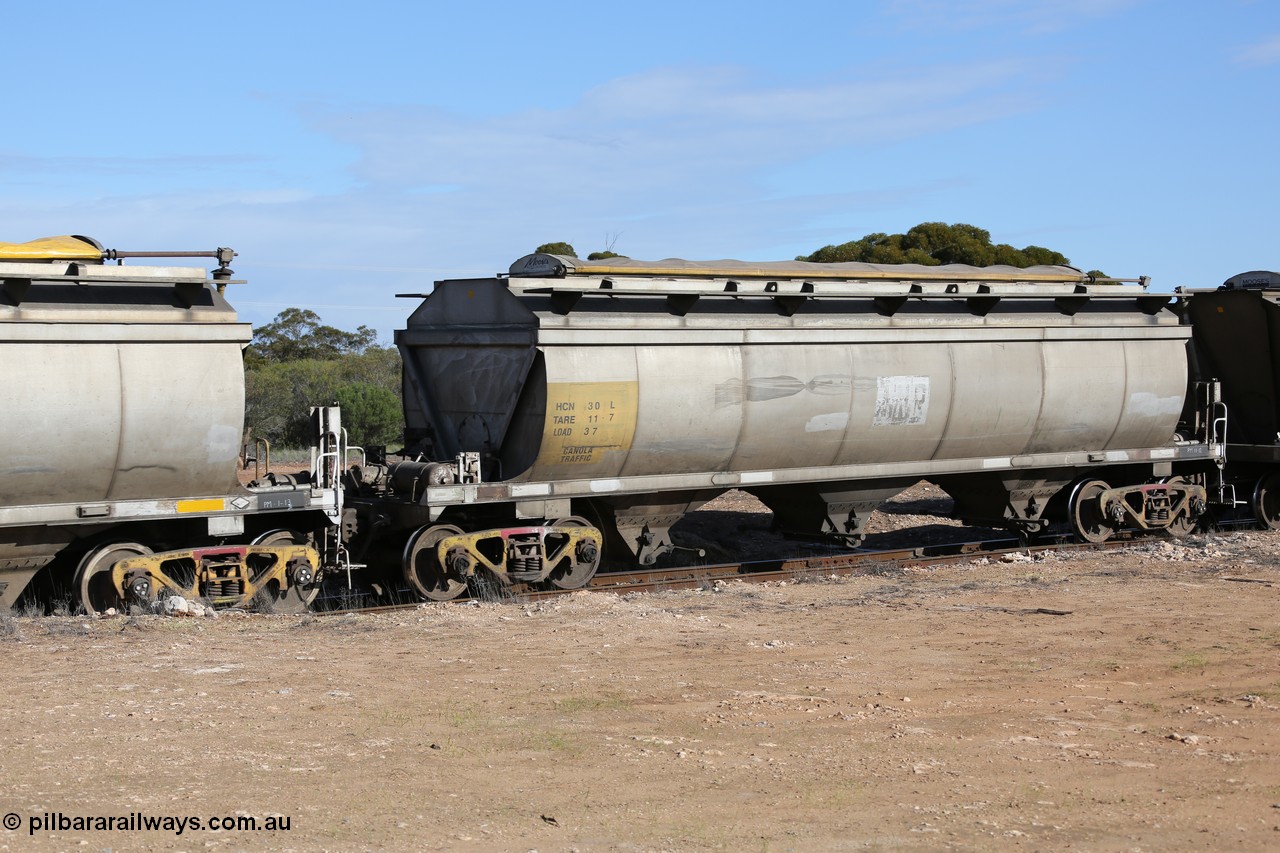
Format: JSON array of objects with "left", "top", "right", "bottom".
[
  {"left": 242, "top": 310, "right": 403, "bottom": 448},
  {"left": 245, "top": 307, "right": 378, "bottom": 366},
  {"left": 243, "top": 365, "right": 294, "bottom": 441},
  {"left": 586, "top": 250, "right": 628, "bottom": 260},
  {"left": 1023, "top": 245, "right": 1072, "bottom": 266},
  {"left": 798, "top": 222, "right": 1071, "bottom": 268},
  {"left": 333, "top": 382, "right": 402, "bottom": 448},
  {"left": 536, "top": 241, "right": 577, "bottom": 257},
  {"left": 245, "top": 351, "right": 404, "bottom": 448}
]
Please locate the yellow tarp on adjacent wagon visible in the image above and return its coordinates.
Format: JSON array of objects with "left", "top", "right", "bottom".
[{"left": 0, "top": 235, "right": 102, "bottom": 260}]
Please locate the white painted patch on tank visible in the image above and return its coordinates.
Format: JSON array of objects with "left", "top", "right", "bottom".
[
  {"left": 1126, "top": 392, "right": 1184, "bottom": 418},
  {"left": 872, "top": 376, "right": 930, "bottom": 426},
  {"left": 805, "top": 411, "right": 851, "bottom": 433},
  {"left": 589, "top": 479, "right": 622, "bottom": 493},
  {"left": 205, "top": 424, "right": 242, "bottom": 464}
]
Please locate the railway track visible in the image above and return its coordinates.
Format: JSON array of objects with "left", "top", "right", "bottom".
[{"left": 315, "top": 531, "right": 1142, "bottom": 615}]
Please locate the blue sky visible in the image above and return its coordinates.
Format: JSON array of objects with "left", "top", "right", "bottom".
[{"left": 2, "top": 0, "right": 1277, "bottom": 338}]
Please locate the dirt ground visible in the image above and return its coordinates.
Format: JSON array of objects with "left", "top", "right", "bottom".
[{"left": 3, "top": 493, "right": 1280, "bottom": 851}]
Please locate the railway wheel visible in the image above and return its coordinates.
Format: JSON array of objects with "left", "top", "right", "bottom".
[
  {"left": 1251, "top": 472, "right": 1280, "bottom": 530},
  {"left": 403, "top": 524, "right": 467, "bottom": 601},
  {"left": 76, "top": 542, "right": 152, "bottom": 615},
  {"left": 1069, "top": 479, "right": 1115, "bottom": 543},
  {"left": 544, "top": 516, "right": 603, "bottom": 590},
  {"left": 1162, "top": 477, "right": 1198, "bottom": 539},
  {"left": 251, "top": 529, "right": 320, "bottom": 613}
]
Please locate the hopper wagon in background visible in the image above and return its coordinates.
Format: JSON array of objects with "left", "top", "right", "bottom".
[{"left": 0, "top": 236, "right": 342, "bottom": 614}]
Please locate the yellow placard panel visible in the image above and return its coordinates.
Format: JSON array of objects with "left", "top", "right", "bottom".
[
  {"left": 535, "top": 381, "right": 638, "bottom": 467},
  {"left": 177, "top": 498, "right": 226, "bottom": 514}
]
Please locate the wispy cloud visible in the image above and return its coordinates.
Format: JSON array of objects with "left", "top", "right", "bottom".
[
  {"left": 1236, "top": 33, "right": 1280, "bottom": 67},
  {"left": 282, "top": 60, "right": 1049, "bottom": 268},
  {"left": 313, "top": 61, "right": 1035, "bottom": 205}
]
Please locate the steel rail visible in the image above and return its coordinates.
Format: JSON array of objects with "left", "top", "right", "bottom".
[{"left": 313, "top": 532, "right": 1139, "bottom": 615}]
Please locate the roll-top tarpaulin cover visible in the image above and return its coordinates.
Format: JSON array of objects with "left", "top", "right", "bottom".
[
  {"left": 509, "top": 253, "right": 1090, "bottom": 283},
  {"left": 0, "top": 235, "right": 103, "bottom": 260}
]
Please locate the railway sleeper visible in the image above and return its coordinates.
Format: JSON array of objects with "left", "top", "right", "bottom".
[{"left": 109, "top": 545, "right": 322, "bottom": 613}]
